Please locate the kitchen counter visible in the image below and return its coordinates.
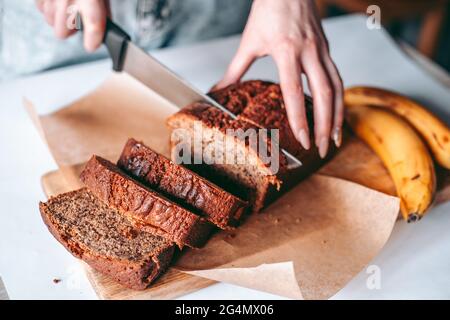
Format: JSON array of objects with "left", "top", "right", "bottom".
[{"left": 1, "top": 14, "right": 449, "bottom": 300}]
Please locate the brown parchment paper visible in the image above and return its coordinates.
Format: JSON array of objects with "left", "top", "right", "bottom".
[
  {"left": 27, "top": 73, "right": 446, "bottom": 299},
  {"left": 177, "top": 175, "right": 399, "bottom": 299}
]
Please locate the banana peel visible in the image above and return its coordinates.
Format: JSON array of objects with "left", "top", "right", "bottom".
[
  {"left": 345, "top": 103, "right": 436, "bottom": 222},
  {"left": 345, "top": 86, "right": 450, "bottom": 169}
]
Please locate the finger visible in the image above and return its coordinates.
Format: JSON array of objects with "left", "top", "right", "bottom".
[
  {"left": 104, "top": 0, "right": 112, "bottom": 17},
  {"left": 301, "top": 47, "right": 333, "bottom": 158},
  {"left": 42, "top": 0, "right": 56, "bottom": 26},
  {"left": 35, "top": 0, "right": 45, "bottom": 13},
  {"left": 79, "top": 0, "right": 107, "bottom": 52},
  {"left": 273, "top": 49, "right": 310, "bottom": 150},
  {"left": 54, "top": 0, "right": 74, "bottom": 39},
  {"left": 216, "top": 46, "right": 256, "bottom": 89},
  {"left": 323, "top": 55, "right": 344, "bottom": 147}
]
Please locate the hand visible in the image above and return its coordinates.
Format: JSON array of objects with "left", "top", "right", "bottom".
[
  {"left": 216, "top": 0, "right": 343, "bottom": 158},
  {"left": 35, "top": 0, "right": 109, "bottom": 52}
]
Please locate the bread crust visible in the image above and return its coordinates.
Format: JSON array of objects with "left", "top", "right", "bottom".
[
  {"left": 118, "top": 138, "right": 247, "bottom": 229},
  {"left": 80, "top": 156, "right": 213, "bottom": 248},
  {"left": 167, "top": 80, "right": 329, "bottom": 213},
  {"left": 167, "top": 103, "right": 287, "bottom": 177},
  {"left": 39, "top": 189, "right": 175, "bottom": 290}
]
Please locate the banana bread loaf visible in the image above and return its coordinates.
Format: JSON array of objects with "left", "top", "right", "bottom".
[
  {"left": 39, "top": 188, "right": 174, "bottom": 290},
  {"left": 118, "top": 138, "right": 247, "bottom": 229},
  {"left": 167, "top": 80, "right": 326, "bottom": 213},
  {"left": 80, "top": 155, "right": 213, "bottom": 248}
]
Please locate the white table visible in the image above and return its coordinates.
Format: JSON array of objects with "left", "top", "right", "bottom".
[{"left": 1, "top": 15, "right": 449, "bottom": 300}]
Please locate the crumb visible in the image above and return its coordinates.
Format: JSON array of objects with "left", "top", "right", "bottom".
[
  {"left": 119, "top": 225, "right": 138, "bottom": 239},
  {"left": 274, "top": 218, "right": 281, "bottom": 224},
  {"left": 53, "top": 278, "right": 61, "bottom": 284}
]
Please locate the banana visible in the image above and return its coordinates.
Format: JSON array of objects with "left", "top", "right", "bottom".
[
  {"left": 345, "top": 104, "right": 436, "bottom": 222},
  {"left": 345, "top": 86, "right": 450, "bottom": 169}
]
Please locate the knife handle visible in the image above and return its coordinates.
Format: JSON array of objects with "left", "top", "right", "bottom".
[
  {"left": 76, "top": 14, "right": 130, "bottom": 72},
  {"left": 103, "top": 18, "right": 131, "bottom": 72}
]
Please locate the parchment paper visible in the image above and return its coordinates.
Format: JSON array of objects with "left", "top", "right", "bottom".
[
  {"left": 179, "top": 175, "right": 399, "bottom": 299},
  {"left": 26, "top": 72, "right": 416, "bottom": 299}
]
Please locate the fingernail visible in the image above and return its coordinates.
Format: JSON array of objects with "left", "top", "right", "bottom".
[
  {"left": 318, "top": 137, "right": 329, "bottom": 159},
  {"left": 332, "top": 127, "right": 342, "bottom": 148},
  {"left": 297, "top": 129, "right": 311, "bottom": 150}
]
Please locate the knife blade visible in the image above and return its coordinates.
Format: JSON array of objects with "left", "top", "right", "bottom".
[
  {"left": 102, "top": 18, "right": 302, "bottom": 168},
  {"left": 122, "top": 43, "right": 238, "bottom": 119}
]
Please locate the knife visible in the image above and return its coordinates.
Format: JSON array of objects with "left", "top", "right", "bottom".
[{"left": 101, "top": 18, "right": 303, "bottom": 168}]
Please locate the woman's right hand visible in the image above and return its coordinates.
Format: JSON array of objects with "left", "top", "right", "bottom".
[{"left": 35, "top": 0, "right": 109, "bottom": 52}]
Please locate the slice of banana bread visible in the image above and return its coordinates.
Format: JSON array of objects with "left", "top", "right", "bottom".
[
  {"left": 118, "top": 138, "right": 247, "bottom": 229},
  {"left": 80, "top": 155, "right": 213, "bottom": 248},
  {"left": 39, "top": 188, "right": 174, "bottom": 290},
  {"left": 167, "top": 80, "right": 326, "bottom": 213}
]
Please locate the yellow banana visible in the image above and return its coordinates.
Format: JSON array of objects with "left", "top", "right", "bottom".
[
  {"left": 345, "top": 104, "right": 436, "bottom": 222},
  {"left": 345, "top": 86, "right": 450, "bottom": 169}
]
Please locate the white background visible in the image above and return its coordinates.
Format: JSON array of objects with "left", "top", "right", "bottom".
[{"left": 1, "top": 15, "right": 449, "bottom": 299}]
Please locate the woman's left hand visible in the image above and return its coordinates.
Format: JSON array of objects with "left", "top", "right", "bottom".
[{"left": 216, "top": 0, "right": 343, "bottom": 158}]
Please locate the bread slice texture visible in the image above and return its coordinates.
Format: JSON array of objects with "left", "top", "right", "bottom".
[
  {"left": 80, "top": 155, "right": 213, "bottom": 248},
  {"left": 39, "top": 188, "right": 174, "bottom": 290},
  {"left": 118, "top": 138, "right": 247, "bottom": 229},
  {"left": 167, "top": 80, "right": 327, "bottom": 213}
]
